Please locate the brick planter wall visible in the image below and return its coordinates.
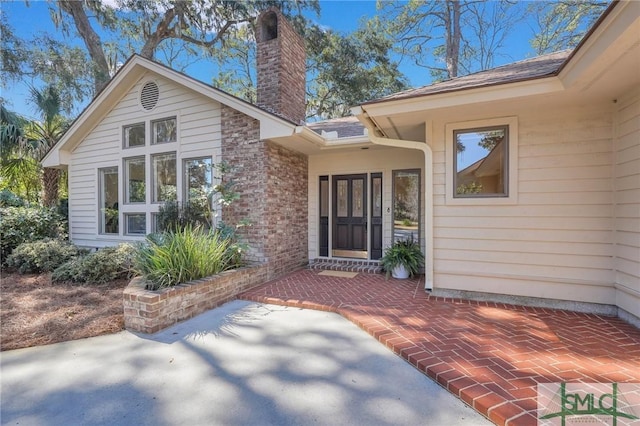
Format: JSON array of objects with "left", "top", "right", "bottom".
[{"left": 123, "top": 264, "right": 269, "bottom": 334}]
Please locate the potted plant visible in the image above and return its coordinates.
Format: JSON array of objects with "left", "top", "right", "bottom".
[{"left": 380, "top": 238, "right": 424, "bottom": 279}]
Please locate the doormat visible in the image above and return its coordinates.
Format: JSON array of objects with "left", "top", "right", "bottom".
[{"left": 317, "top": 270, "right": 358, "bottom": 278}]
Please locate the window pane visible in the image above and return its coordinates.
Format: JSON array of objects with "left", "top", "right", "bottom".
[
  {"left": 352, "top": 179, "right": 364, "bottom": 218},
  {"left": 336, "top": 180, "right": 348, "bottom": 217},
  {"left": 125, "top": 213, "right": 146, "bottom": 235},
  {"left": 393, "top": 170, "right": 419, "bottom": 243},
  {"left": 184, "top": 157, "right": 212, "bottom": 202},
  {"left": 124, "top": 123, "right": 145, "bottom": 148},
  {"left": 99, "top": 167, "right": 118, "bottom": 234},
  {"left": 320, "top": 178, "right": 329, "bottom": 217},
  {"left": 372, "top": 177, "right": 382, "bottom": 217},
  {"left": 125, "top": 157, "right": 145, "bottom": 203},
  {"left": 152, "top": 117, "right": 177, "bottom": 144},
  {"left": 455, "top": 126, "right": 507, "bottom": 197},
  {"left": 152, "top": 153, "right": 177, "bottom": 203}
]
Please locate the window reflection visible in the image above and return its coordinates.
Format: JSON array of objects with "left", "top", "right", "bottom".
[
  {"left": 455, "top": 126, "right": 507, "bottom": 197},
  {"left": 393, "top": 170, "right": 420, "bottom": 243}
]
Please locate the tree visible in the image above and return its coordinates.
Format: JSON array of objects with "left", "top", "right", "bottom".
[
  {"left": 528, "top": 1, "right": 609, "bottom": 55},
  {"left": 49, "top": 0, "right": 319, "bottom": 95},
  {"left": 0, "top": 87, "right": 69, "bottom": 206},
  {"left": 377, "top": 0, "right": 524, "bottom": 81},
  {"left": 211, "top": 16, "right": 408, "bottom": 120},
  {"left": 25, "top": 86, "right": 70, "bottom": 207},
  {"left": 301, "top": 17, "right": 408, "bottom": 119},
  {"left": 0, "top": 103, "right": 41, "bottom": 203},
  {"left": 2, "top": 1, "right": 318, "bottom": 114}
]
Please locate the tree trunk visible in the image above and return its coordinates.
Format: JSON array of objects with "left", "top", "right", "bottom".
[
  {"left": 59, "top": 1, "right": 111, "bottom": 94},
  {"left": 445, "top": 0, "right": 461, "bottom": 78},
  {"left": 42, "top": 167, "right": 60, "bottom": 208}
]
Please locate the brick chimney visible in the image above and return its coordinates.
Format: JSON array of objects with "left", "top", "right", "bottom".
[{"left": 256, "top": 7, "right": 306, "bottom": 125}]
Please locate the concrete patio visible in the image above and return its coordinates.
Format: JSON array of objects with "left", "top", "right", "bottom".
[{"left": 240, "top": 269, "right": 640, "bottom": 426}]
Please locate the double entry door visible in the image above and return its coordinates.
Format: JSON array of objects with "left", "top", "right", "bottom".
[{"left": 319, "top": 173, "right": 382, "bottom": 260}]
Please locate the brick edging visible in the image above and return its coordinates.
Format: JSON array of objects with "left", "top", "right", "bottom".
[{"left": 123, "top": 264, "right": 269, "bottom": 334}]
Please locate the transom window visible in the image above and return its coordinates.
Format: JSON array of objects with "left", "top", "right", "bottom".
[
  {"left": 123, "top": 123, "right": 145, "bottom": 148},
  {"left": 152, "top": 117, "right": 177, "bottom": 144},
  {"left": 454, "top": 125, "right": 508, "bottom": 198}
]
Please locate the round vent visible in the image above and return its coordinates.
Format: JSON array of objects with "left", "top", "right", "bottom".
[{"left": 140, "top": 81, "right": 159, "bottom": 111}]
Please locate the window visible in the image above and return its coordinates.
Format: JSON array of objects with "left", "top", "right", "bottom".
[
  {"left": 124, "top": 157, "right": 145, "bottom": 203},
  {"left": 446, "top": 117, "right": 518, "bottom": 205},
  {"left": 152, "top": 152, "right": 177, "bottom": 203},
  {"left": 99, "top": 167, "right": 119, "bottom": 234},
  {"left": 124, "top": 213, "right": 146, "bottom": 235},
  {"left": 393, "top": 170, "right": 420, "bottom": 243},
  {"left": 184, "top": 157, "right": 213, "bottom": 202},
  {"left": 152, "top": 117, "right": 177, "bottom": 144},
  {"left": 454, "top": 126, "right": 508, "bottom": 197},
  {"left": 123, "top": 123, "right": 145, "bottom": 148}
]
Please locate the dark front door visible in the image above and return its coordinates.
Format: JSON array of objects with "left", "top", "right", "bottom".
[{"left": 333, "top": 174, "right": 367, "bottom": 258}]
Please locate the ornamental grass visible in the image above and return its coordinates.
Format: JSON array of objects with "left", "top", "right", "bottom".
[{"left": 133, "top": 225, "right": 238, "bottom": 290}]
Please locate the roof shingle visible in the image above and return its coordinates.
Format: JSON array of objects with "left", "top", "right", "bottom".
[{"left": 363, "top": 50, "right": 571, "bottom": 105}]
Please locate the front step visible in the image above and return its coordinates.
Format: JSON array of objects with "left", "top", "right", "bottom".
[{"left": 308, "top": 258, "right": 383, "bottom": 274}]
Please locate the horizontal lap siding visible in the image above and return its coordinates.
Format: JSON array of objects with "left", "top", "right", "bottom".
[
  {"left": 432, "top": 105, "right": 616, "bottom": 304},
  {"left": 614, "top": 92, "right": 640, "bottom": 317},
  {"left": 69, "top": 73, "right": 221, "bottom": 246}
]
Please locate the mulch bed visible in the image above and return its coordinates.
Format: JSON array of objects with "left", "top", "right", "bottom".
[{"left": 0, "top": 272, "right": 128, "bottom": 351}]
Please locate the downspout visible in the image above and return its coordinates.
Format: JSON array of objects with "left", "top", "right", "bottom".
[{"left": 353, "top": 107, "right": 434, "bottom": 291}]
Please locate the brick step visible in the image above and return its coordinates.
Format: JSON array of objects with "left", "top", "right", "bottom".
[{"left": 308, "top": 258, "right": 382, "bottom": 274}]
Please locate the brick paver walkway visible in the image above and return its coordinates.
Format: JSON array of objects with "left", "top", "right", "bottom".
[{"left": 240, "top": 269, "right": 640, "bottom": 426}]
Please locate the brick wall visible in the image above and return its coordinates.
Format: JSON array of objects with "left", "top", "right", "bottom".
[
  {"left": 265, "top": 140, "right": 308, "bottom": 277},
  {"left": 221, "top": 105, "right": 309, "bottom": 279},
  {"left": 220, "top": 105, "right": 267, "bottom": 264},
  {"left": 256, "top": 8, "right": 306, "bottom": 125},
  {"left": 123, "top": 264, "right": 269, "bottom": 334}
]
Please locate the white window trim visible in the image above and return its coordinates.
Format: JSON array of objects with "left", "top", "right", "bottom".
[
  {"left": 123, "top": 213, "right": 147, "bottom": 236},
  {"left": 123, "top": 156, "right": 146, "bottom": 204},
  {"left": 123, "top": 122, "right": 146, "bottom": 149},
  {"left": 445, "top": 116, "right": 518, "bottom": 205}
]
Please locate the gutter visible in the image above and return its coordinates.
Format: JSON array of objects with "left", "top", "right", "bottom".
[{"left": 352, "top": 106, "right": 434, "bottom": 291}]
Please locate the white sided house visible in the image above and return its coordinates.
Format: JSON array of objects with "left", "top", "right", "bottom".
[{"left": 44, "top": 3, "right": 640, "bottom": 323}]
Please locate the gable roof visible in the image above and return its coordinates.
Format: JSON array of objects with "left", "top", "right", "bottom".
[
  {"left": 363, "top": 50, "right": 571, "bottom": 105},
  {"left": 43, "top": 54, "right": 296, "bottom": 167}
]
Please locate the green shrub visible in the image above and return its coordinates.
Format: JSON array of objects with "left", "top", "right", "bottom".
[
  {"left": 52, "top": 244, "right": 135, "bottom": 284},
  {"left": 6, "top": 239, "right": 84, "bottom": 274},
  {"left": 0, "top": 190, "right": 26, "bottom": 207},
  {"left": 0, "top": 206, "right": 67, "bottom": 264},
  {"left": 134, "top": 225, "right": 238, "bottom": 290}
]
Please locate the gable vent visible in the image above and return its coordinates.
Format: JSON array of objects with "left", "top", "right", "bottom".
[{"left": 140, "top": 81, "right": 159, "bottom": 111}]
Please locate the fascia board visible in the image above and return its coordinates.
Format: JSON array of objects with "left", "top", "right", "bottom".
[
  {"left": 142, "top": 60, "right": 297, "bottom": 139},
  {"left": 42, "top": 56, "right": 297, "bottom": 167},
  {"left": 558, "top": 2, "right": 640, "bottom": 89},
  {"left": 358, "top": 77, "right": 565, "bottom": 118},
  {"left": 41, "top": 59, "right": 144, "bottom": 166}
]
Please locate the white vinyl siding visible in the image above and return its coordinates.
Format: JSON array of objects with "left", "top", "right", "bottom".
[
  {"left": 68, "top": 73, "right": 221, "bottom": 247},
  {"left": 431, "top": 104, "right": 616, "bottom": 305},
  {"left": 614, "top": 90, "right": 640, "bottom": 318}
]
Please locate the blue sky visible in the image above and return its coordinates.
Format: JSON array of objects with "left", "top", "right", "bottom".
[{"left": 2, "top": 0, "right": 536, "bottom": 120}]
